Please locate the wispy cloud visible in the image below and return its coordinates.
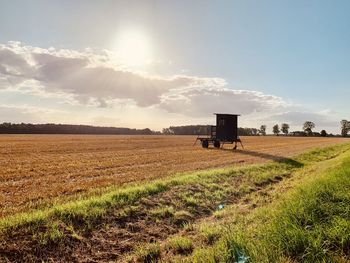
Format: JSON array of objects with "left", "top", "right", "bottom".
[
  {"left": 270, "top": 111, "right": 339, "bottom": 128},
  {"left": 0, "top": 104, "right": 65, "bottom": 123},
  {"left": 160, "top": 87, "right": 285, "bottom": 117}
]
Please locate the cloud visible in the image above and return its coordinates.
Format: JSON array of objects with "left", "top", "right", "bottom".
[
  {"left": 0, "top": 47, "right": 34, "bottom": 85},
  {"left": 33, "top": 53, "right": 199, "bottom": 107},
  {"left": 269, "top": 111, "right": 339, "bottom": 128},
  {"left": 160, "top": 87, "right": 285, "bottom": 117},
  {"left": 0, "top": 41, "right": 287, "bottom": 119},
  {"left": 0, "top": 104, "right": 64, "bottom": 123},
  {"left": 0, "top": 42, "right": 222, "bottom": 107}
]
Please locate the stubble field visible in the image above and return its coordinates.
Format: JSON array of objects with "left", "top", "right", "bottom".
[{"left": 0, "top": 135, "right": 348, "bottom": 217}]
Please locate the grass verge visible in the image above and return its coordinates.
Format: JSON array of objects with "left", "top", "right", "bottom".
[{"left": 181, "top": 144, "right": 350, "bottom": 263}]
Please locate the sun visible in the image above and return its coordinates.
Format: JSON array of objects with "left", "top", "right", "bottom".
[{"left": 114, "top": 29, "right": 152, "bottom": 66}]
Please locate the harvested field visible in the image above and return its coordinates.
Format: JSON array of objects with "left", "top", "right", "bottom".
[{"left": 0, "top": 135, "right": 348, "bottom": 217}]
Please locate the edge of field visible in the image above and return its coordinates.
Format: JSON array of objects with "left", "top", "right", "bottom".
[
  {"left": 1, "top": 142, "right": 350, "bottom": 262},
  {"left": 158, "top": 142, "right": 350, "bottom": 262}
]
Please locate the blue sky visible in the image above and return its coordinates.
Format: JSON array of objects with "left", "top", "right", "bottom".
[{"left": 0, "top": 0, "right": 349, "bottom": 133}]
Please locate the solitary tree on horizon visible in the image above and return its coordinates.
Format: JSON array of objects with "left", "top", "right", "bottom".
[
  {"left": 281, "top": 123, "right": 290, "bottom": 135},
  {"left": 273, "top": 124, "right": 280, "bottom": 136},
  {"left": 303, "top": 121, "right": 315, "bottom": 136},
  {"left": 340, "top": 120, "right": 350, "bottom": 137},
  {"left": 259, "top": 125, "right": 267, "bottom": 136}
]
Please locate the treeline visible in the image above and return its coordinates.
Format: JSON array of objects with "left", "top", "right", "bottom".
[
  {"left": 2, "top": 120, "right": 350, "bottom": 136},
  {"left": 162, "top": 125, "right": 259, "bottom": 136},
  {"left": 163, "top": 121, "right": 350, "bottom": 137},
  {"left": 0, "top": 123, "right": 160, "bottom": 135},
  {"left": 162, "top": 125, "right": 210, "bottom": 135}
]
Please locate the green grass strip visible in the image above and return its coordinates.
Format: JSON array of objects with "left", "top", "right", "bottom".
[
  {"left": 256, "top": 150, "right": 350, "bottom": 262},
  {"left": 190, "top": 143, "right": 350, "bottom": 263}
]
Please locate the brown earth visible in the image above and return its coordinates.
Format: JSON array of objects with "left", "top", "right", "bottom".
[{"left": 0, "top": 135, "right": 348, "bottom": 217}]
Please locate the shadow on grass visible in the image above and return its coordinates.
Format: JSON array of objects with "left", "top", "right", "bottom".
[{"left": 217, "top": 148, "right": 304, "bottom": 168}]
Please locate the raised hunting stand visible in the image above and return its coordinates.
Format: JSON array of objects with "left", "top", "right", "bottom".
[{"left": 194, "top": 113, "right": 243, "bottom": 150}]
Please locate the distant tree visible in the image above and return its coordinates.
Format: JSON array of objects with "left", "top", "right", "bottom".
[
  {"left": 320, "top": 130, "right": 327, "bottom": 137},
  {"left": 162, "top": 128, "right": 173, "bottom": 135},
  {"left": 238, "top": 127, "right": 259, "bottom": 136},
  {"left": 273, "top": 124, "right": 280, "bottom": 136},
  {"left": 251, "top": 128, "right": 259, "bottom": 136},
  {"left": 281, "top": 123, "right": 290, "bottom": 135},
  {"left": 259, "top": 125, "right": 267, "bottom": 136},
  {"left": 303, "top": 121, "right": 315, "bottom": 135},
  {"left": 291, "top": 131, "right": 306, "bottom": 136},
  {"left": 340, "top": 120, "right": 350, "bottom": 137},
  {"left": 165, "top": 125, "right": 212, "bottom": 135}
]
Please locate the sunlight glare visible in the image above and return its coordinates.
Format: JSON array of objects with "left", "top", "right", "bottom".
[{"left": 115, "top": 29, "right": 152, "bottom": 66}]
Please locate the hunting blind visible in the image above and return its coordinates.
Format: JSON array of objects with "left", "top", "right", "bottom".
[{"left": 195, "top": 113, "right": 243, "bottom": 149}]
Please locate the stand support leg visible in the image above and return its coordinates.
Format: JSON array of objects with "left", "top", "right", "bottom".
[{"left": 233, "top": 142, "right": 237, "bottom": 150}]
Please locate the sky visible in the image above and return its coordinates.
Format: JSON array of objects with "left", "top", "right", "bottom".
[{"left": 0, "top": 0, "right": 349, "bottom": 133}]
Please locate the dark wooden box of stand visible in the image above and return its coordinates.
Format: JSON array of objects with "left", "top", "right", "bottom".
[{"left": 195, "top": 113, "right": 243, "bottom": 149}]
